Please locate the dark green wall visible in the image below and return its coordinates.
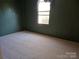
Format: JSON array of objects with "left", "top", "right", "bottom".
[
  {"left": 0, "top": 0, "right": 20, "bottom": 36},
  {"left": 24, "top": 0, "right": 79, "bottom": 42}
]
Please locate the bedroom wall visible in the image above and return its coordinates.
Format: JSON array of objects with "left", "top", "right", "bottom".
[
  {"left": 24, "top": 0, "right": 79, "bottom": 42},
  {"left": 0, "top": 0, "right": 20, "bottom": 36}
]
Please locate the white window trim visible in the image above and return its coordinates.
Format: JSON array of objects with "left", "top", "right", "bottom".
[{"left": 38, "top": 0, "right": 50, "bottom": 24}]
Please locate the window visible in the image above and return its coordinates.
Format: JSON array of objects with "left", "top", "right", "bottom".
[{"left": 38, "top": 0, "right": 50, "bottom": 24}]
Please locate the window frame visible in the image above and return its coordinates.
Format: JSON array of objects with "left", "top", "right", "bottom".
[{"left": 37, "top": 0, "right": 50, "bottom": 24}]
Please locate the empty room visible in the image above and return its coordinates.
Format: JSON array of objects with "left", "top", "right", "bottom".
[{"left": 0, "top": 0, "right": 79, "bottom": 59}]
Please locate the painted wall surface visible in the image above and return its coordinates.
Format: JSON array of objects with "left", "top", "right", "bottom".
[
  {"left": 24, "top": 0, "right": 79, "bottom": 41},
  {"left": 0, "top": 1, "right": 20, "bottom": 36}
]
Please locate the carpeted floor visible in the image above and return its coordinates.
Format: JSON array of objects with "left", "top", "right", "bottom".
[
  {"left": 0, "top": 48, "right": 3, "bottom": 59},
  {"left": 0, "top": 31, "right": 79, "bottom": 59}
]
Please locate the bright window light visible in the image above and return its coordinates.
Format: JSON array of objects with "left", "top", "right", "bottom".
[{"left": 38, "top": 0, "right": 50, "bottom": 24}]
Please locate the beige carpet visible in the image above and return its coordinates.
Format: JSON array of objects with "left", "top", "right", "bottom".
[
  {"left": 0, "top": 48, "right": 3, "bottom": 59},
  {"left": 0, "top": 31, "right": 79, "bottom": 59}
]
